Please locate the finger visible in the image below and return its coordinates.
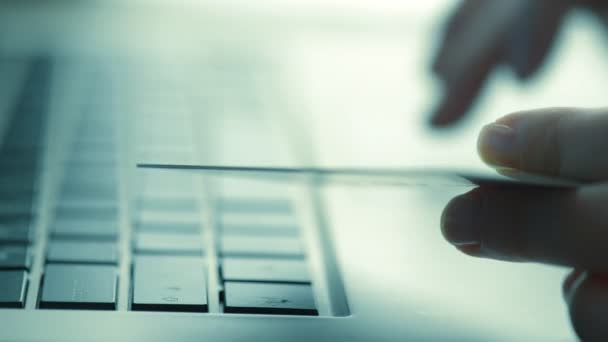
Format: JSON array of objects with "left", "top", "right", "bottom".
[
  {"left": 431, "top": 1, "right": 526, "bottom": 126},
  {"left": 430, "top": 55, "right": 495, "bottom": 127},
  {"left": 440, "top": 184, "right": 608, "bottom": 271},
  {"left": 433, "top": 0, "right": 485, "bottom": 76},
  {"left": 478, "top": 107, "right": 608, "bottom": 181},
  {"left": 506, "top": 0, "right": 570, "bottom": 79},
  {"left": 565, "top": 272, "right": 608, "bottom": 341},
  {"left": 433, "top": 0, "right": 523, "bottom": 82}
]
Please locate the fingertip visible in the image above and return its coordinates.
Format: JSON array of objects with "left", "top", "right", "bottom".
[
  {"left": 567, "top": 273, "right": 608, "bottom": 340},
  {"left": 455, "top": 244, "right": 482, "bottom": 257},
  {"left": 428, "top": 83, "right": 480, "bottom": 128},
  {"left": 477, "top": 123, "right": 518, "bottom": 168},
  {"left": 440, "top": 189, "right": 482, "bottom": 246},
  {"left": 428, "top": 103, "right": 466, "bottom": 128},
  {"left": 430, "top": 114, "right": 457, "bottom": 127}
]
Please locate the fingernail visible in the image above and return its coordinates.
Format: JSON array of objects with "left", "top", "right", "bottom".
[
  {"left": 478, "top": 123, "right": 518, "bottom": 168},
  {"left": 563, "top": 270, "right": 583, "bottom": 293},
  {"left": 441, "top": 190, "right": 482, "bottom": 246},
  {"left": 563, "top": 270, "right": 587, "bottom": 304},
  {"left": 456, "top": 244, "right": 481, "bottom": 256}
]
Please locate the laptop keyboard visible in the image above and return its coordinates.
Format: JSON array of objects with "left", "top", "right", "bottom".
[{"left": 0, "top": 57, "right": 348, "bottom": 317}]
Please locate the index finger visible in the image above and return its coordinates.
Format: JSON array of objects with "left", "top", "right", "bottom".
[{"left": 478, "top": 107, "right": 608, "bottom": 181}]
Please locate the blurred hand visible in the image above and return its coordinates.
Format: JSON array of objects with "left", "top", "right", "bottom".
[
  {"left": 441, "top": 107, "right": 608, "bottom": 340},
  {"left": 431, "top": 0, "right": 576, "bottom": 126}
]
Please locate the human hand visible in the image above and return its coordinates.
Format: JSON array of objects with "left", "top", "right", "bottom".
[
  {"left": 440, "top": 107, "right": 608, "bottom": 340},
  {"left": 430, "top": 0, "right": 573, "bottom": 126}
]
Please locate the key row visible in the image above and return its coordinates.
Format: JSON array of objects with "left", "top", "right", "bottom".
[
  {"left": 0, "top": 260, "right": 316, "bottom": 314},
  {"left": 1, "top": 243, "right": 308, "bottom": 281}
]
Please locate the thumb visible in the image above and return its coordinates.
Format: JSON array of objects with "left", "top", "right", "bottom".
[{"left": 477, "top": 107, "right": 608, "bottom": 181}]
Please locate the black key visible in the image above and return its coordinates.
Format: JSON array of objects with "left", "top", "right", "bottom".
[
  {"left": 220, "top": 236, "right": 304, "bottom": 258},
  {"left": 47, "top": 241, "right": 117, "bottom": 264},
  {"left": 132, "top": 256, "right": 207, "bottom": 312},
  {"left": 52, "top": 219, "right": 118, "bottom": 240},
  {"left": 0, "top": 270, "right": 28, "bottom": 308},
  {"left": 224, "top": 282, "right": 317, "bottom": 315},
  {"left": 134, "top": 233, "right": 203, "bottom": 255},
  {"left": 0, "top": 246, "right": 30, "bottom": 269},
  {"left": 40, "top": 264, "right": 117, "bottom": 310},
  {"left": 221, "top": 258, "right": 310, "bottom": 283}
]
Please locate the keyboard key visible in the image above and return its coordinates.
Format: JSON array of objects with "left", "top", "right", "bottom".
[
  {"left": 52, "top": 219, "right": 118, "bottom": 240},
  {"left": 63, "top": 163, "right": 117, "bottom": 183},
  {"left": 0, "top": 180, "right": 37, "bottom": 199},
  {"left": 136, "top": 211, "right": 200, "bottom": 227},
  {"left": 137, "top": 197, "right": 199, "bottom": 212},
  {"left": 218, "top": 198, "right": 293, "bottom": 214},
  {"left": 0, "top": 201, "right": 35, "bottom": 219},
  {"left": 0, "top": 221, "right": 32, "bottom": 244},
  {"left": 139, "top": 172, "right": 196, "bottom": 193},
  {"left": 219, "top": 212, "right": 297, "bottom": 227},
  {"left": 55, "top": 206, "right": 118, "bottom": 221},
  {"left": 55, "top": 199, "right": 118, "bottom": 220},
  {"left": 0, "top": 219, "right": 31, "bottom": 230},
  {"left": 0, "top": 146, "right": 42, "bottom": 164},
  {"left": 60, "top": 182, "right": 117, "bottom": 201},
  {"left": 136, "top": 221, "right": 200, "bottom": 235},
  {"left": 132, "top": 256, "right": 207, "bottom": 312},
  {"left": 222, "top": 258, "right": 310, "bottom": 283},
  {"left": 40, "top": 264, "right": 117, "bottom": 310},
  {"left": 0, "top": 270, "right": 28, "bottom": 308},
  {"left": 220, "top": 236, "right": 304, "bottom": 258},
  {"left": 66, "top": 146, "right": 116, "bottom": 164},
  {"left": 71, "top": 142, "right": 115, "bottom": 156},
  {"left": 0, "top": 246, "right": 30, "bottom": 269},
  {"left": 71, "top": 140, "right": 115, "bottom": 153},
  {"left": 224, "top": 282, "right": 317, "bottom": 315},
  {"left": 219, "top": 212, "right": 298, "bottom": 236},
  {"left": 47, "top": 241, "right": 117, "bottom": 264},
  {"left": 134, "top": 233, "right": 203, "bottom": 255}
]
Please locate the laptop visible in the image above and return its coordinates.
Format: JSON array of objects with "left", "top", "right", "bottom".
[{"left": 0, "top": 1, "right": 579, "bottom": 340}]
